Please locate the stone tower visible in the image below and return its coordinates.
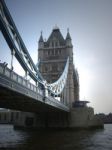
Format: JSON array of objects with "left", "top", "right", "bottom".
[{"left": 38, "top": 26, "right": 79, "bottom": 107}]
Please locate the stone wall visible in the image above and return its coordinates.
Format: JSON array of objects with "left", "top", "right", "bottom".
[{"left": 69, "top": 107, "right": 103, "bottom": 129}]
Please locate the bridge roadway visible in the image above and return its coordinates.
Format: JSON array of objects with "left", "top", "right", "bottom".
[{"left": 0, "top": 63, "right": 69, "bottom": 113}]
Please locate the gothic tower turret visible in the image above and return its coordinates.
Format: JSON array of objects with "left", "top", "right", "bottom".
[
  {"left": 66, "top": 28, "right": 72, "bottom": 47},
  {"left": 38, "top": 31, "right": 44, "bottom": 49}
]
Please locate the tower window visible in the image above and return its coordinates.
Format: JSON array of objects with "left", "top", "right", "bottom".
[
  {"left": 48, "top": 50, "right": 50, "bottom": 55},
  {"left": 55, "top": 41, "right": 58, "bottom": 47},
  {"left": 52, "top": 42, "right": 54, "bottom": 47},
  {"left": 44, "top": 66, "right": 48, "bottom": 72},
  {"left": 55, "top": 50, "right": 58, "bottom": 55},
  {"left": 52, "top": 64, "right": 58, "bottom": 72},
  {"left": 58, "top": 49, "right": 61, "bottom": 55},
  {"left": 52, "top": 50, "right": 55, "bottom": 55}
]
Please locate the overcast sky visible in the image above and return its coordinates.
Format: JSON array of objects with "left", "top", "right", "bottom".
[{"left": 0, "top": 0, "right": 112, "bottom": 114}]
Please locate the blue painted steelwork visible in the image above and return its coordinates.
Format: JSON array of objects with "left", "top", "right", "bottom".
[
  {"left": 48, "top": 58, "right": 69, "bottom": 95},
  {"left": 0, "top": 0, "right": 43, "bottom": 82}
]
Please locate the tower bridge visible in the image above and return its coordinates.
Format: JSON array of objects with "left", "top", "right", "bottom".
[{"left": 0, "top": 0, "right": 103, "bottom": 129}]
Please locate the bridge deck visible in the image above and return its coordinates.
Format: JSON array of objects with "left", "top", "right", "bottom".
[{"left": 0, "top": 64, "right": 70, "bottom": 112}]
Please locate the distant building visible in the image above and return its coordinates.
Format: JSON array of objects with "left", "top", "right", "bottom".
[
  {"left": 38, "top": 26, "right": 79, "bottom": 106},
  {"left": 96, "top": 113, "right": 112, "bottom": 124}
]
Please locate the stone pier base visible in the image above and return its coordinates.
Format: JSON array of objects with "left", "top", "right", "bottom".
[
  {"left": 69, "top": 107, "right": 104, "bottom": 129},
  {"left": 14, "top": 107, "right": 103, "bottom": 130},
  {"left": 14, "top": 111, "right": 69, "bottom": 129}
]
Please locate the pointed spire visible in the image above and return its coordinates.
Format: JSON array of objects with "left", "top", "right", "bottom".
[
  {"left": 66, "top": 28, "right": 71, "bottom": 40},
  {"left": 38, "top": 31, "right": 44, "bottom": 49},
  {"left": 39, "top": 30, "right": 44, "bottom": 42},
  {"left": 66, "top": 28, "right": 72, "bottom": 47}
]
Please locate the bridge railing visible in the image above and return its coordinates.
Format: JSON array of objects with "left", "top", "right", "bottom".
[{"left": 0, "top": 63, "right": 43, "bottom": 96}]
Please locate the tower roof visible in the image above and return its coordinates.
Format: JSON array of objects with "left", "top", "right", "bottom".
[{"left": 46, "top": 27, "right": 65, "bottom": 46}]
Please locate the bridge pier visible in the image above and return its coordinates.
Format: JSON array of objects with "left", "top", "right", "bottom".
[
  {"left": 14, "top": 106, "right": 103, "bottom": 130},
  {"left": 14, "top": 111, "right": 69, "bottom": 129},
  {"left": 69, "top": 107, "right": 103, "bottom": 129}
]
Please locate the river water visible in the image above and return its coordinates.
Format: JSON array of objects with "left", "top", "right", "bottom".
[{"left": 0, "top": 124, "right": 112, "bottom": 150}]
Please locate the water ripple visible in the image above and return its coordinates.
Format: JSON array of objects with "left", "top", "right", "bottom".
[{"left": 0, "top": 124, "right": 112, "bottom": 150}]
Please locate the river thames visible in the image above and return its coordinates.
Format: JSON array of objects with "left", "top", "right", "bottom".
[{"left": 0, "top": 124, "right": 112, "bottom": 150}]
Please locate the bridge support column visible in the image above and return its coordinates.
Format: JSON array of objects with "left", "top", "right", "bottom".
[
  {"left": 68, "top": 107, "right": 104, "bottom": 129},
  {"left": 13, "top": 111, "right": 69, "bottom": 129},
  {"left": 14, "top": 112, "right": 37, "bottom": 129},
  {"left": 11, "top": 49, "right": 15, "bottom": 70}
]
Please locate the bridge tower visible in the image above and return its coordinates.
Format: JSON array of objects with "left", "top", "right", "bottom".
[{"left": 38, "top": 26, "right": 79, "bottom": 107}]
